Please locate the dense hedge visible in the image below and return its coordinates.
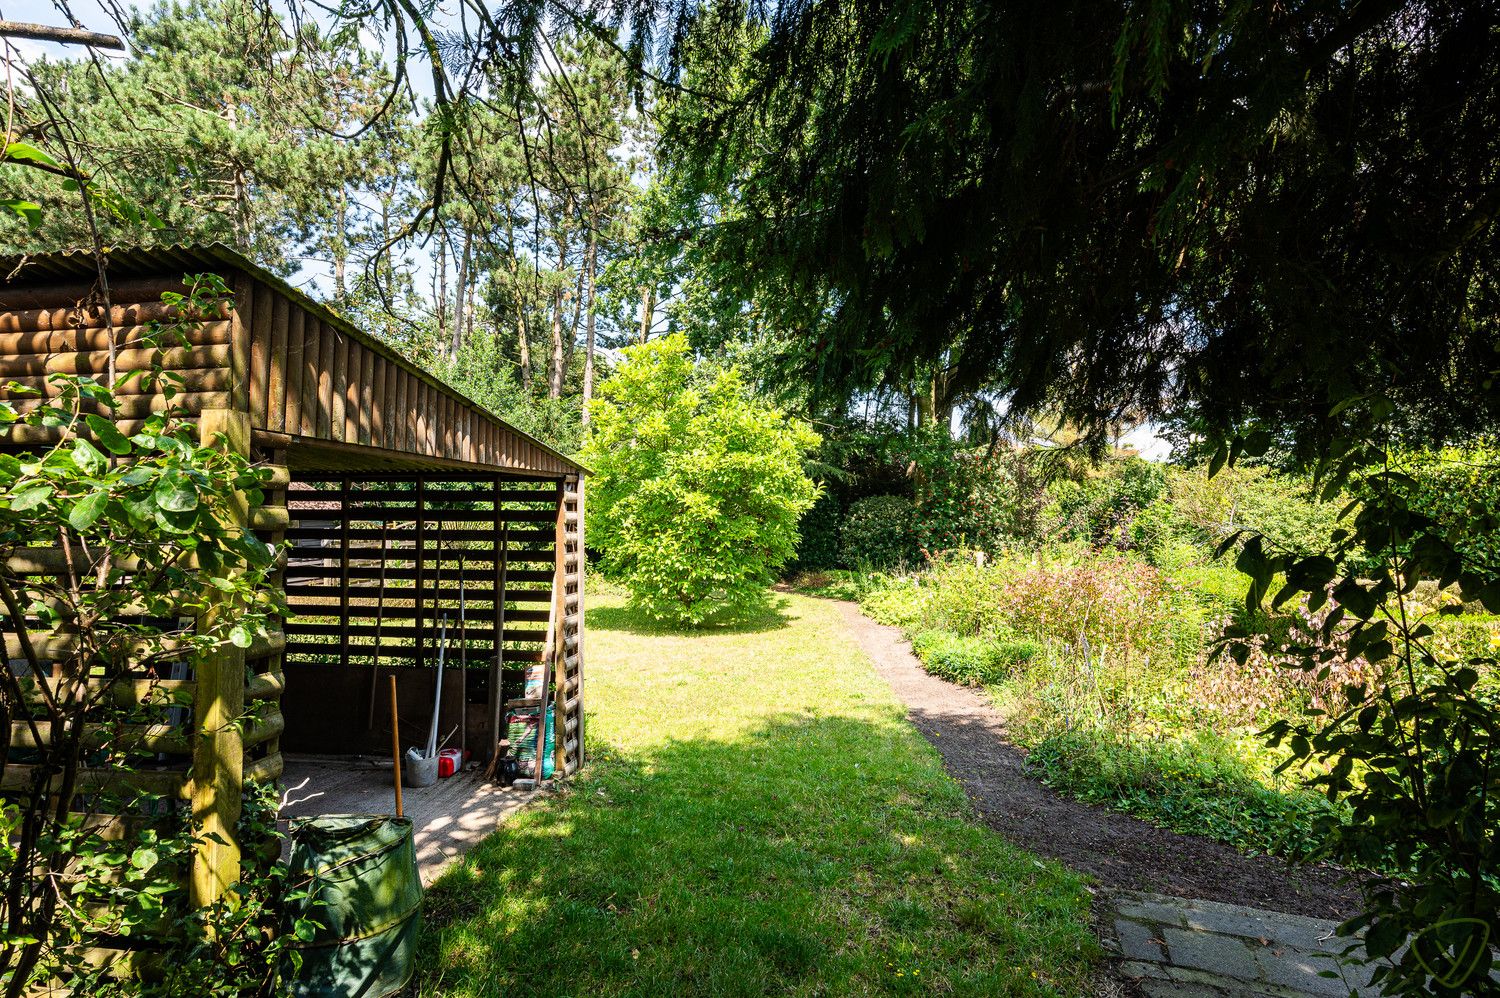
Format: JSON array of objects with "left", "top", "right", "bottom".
[{"left": 839, "top": 495, "right": 917, "bottom": 568}]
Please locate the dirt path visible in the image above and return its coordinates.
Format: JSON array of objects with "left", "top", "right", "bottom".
[{"left": 835, "top": 601, "right": 1363, "bottom": 921}]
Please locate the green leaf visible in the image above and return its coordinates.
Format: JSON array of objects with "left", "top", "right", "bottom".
[
  {"left": 2, "top": 141, "right": 62, "bottom": 168},
  {"left": 229, "top": 625, "right": 253, "bottom": 649},
  {"left": 1241, "top": 428, "right": 1272, "bottom": 457},
  {"left": 0, "top": 198, "right": 42, "bottom": 230},
  {"left": 153, "top": 473, "right": 199, "bottom": 513},
  {"left": 10, "top": 484, "right": 52, "bottom": 511},
  {"left": 85, "top": 414, "right": 132, "bottom": 456},
  {"left": 71, "top": 438, "right": 105, "bottom": 473},
  {"left": 68, "top": 490, "right": 108, "bottom": 531}
]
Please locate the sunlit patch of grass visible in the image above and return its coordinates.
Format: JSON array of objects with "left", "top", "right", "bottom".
[{"left": 414, "top": 591, "right": 1097, "bottom": 996}]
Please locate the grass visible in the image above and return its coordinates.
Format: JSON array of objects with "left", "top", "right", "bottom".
[{"left": 414, "top": 589, "right": 1097, "bottom": 997}]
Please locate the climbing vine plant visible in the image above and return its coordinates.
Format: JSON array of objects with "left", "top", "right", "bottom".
[{"left": 0, "top": 275, "right": 296, "bottom": 994}]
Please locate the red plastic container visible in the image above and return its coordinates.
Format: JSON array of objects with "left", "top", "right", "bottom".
[{"left": 437, "top": 748, "right": 465, "bottom": 778}]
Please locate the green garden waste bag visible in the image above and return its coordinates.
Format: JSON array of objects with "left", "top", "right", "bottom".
[
  {"left": 506, "top": 704, "right": 555, "bottom": 779},
  {"left": 283, "top": 815, "right": 422, "bottom": 997}
]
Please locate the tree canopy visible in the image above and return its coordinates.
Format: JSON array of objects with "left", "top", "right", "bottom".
[{"left": 647, "top": 0, "right": 1500, "bottom": 454}]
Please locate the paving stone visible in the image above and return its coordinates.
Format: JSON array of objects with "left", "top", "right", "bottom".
[
  {"left": 1106, "top": 890, "right": 1398, "bottom": 997},
  {"left": 1178, "top": 900, "right": 1342, "bottom": 954},
  {"left": 1115, "top": 917, "right": 1170, "bottom": 962},
  {"left": 1114, "top": 893, "right": 1193, "bottom": 929},
  {"left": 1139, "top": 980, "right": 1241, "bottom": 998},
  {"left": 1120, "top": 959, "right": 1174, "bottom": 981},
  {"left": 1162, "top": 927, "right": 1263, "bottom": 981},
  {"left": 1254, "top": 948, "right": 1365, "bottom": 997}
]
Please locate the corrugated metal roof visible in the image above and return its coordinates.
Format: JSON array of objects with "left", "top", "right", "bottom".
[{"left": 0, "top": 243, "right": 587, "bottom": 475}]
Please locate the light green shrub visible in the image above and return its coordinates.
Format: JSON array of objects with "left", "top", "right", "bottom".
[{"left": 582, "top": 334, "right": 820, "bottom": 625}]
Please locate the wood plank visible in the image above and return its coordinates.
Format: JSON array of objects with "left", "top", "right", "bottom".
[
  {"left": 289, "top": 622, "right": 544, "bottom": 643},
  {"left": 298, "top": 317, "right": 319, "bottom": 436},
  {"left": 0, "top": 300, "right": 216, "bottom": 334},
  {"left": 285, "top": 564, "right": 551, "bottom": 583},
  {"left": 285, "top": 579, "right": 552, "bottom": 603},
  {"left": 284, "top": 598, "right": 550, "bottom": 622},
  {"left": 0, "top": 343, "right": 229, "bottom": 378},
  {"left": 283, "top": 306, "right": 306, "bottom": 434},
  {"left": 248, "top": 281, "right": 273, "bottom": 426},
  {"left": 339, "top": 477, "right": 351, "bottom": 670},
  {"left": 331, "top": 323, "right": 349, "bottom": 441},
  {"left": 230, "top": 271, "right": 253, "bottom": 412},
  {"left": 244, "top": 752, "right": 283, "bottom": 784},
  {"left": 191, "top": 409, "right": 249, "bottom": 908},
  {"left": 0, "top": 320, "right": 231, "bottom": 354},
  {"left": 266, "top": 292, "right": 289, "bottom": 433},
  {"left": 9, "top": 720, "right": 190, "bottom": 754},
  {"left": 289, "top": 488, "right": 550, "bottom": 504},
  {"left": 246, "top": 671, "right": 285, "bottom": 701},
  {"left": 370, "top": 354, "right": 387, "bottom": 449},
  {"left": 10, "top": 390, "right": 231, "bottom": 420},
  {"left": 414, "top": 479, "right": 425, "bottom": 671},
  {"left": 395, "top": 367, "right": 410, "bottom": 453},
  {"left": 289, "top": 507, "right": 555, "bottom": 523},
  {"left": 0, "top": 763, "right": 188, "bottom": 797},
  {"left": 242, "top": 709, "right": 284, "bottom": 749},
  {"left": 316, "top": 319, "right": 336, "bottom": 439},
  {"left": 343, "top": 340, "right": 361, "bottom": 443},
  {"left": 284, "top": 642, "right": 546, "bottom": 664},
  {"left": 358, "top": 349, "right": 373, "bottom": 446},
  {"left": 0, "top": 369, "right": 232, "bottom": 400}
]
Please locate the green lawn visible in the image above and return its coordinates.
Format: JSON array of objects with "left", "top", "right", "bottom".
[{"left": 414, "top": 590, "right": 1097, "bottom": 996}]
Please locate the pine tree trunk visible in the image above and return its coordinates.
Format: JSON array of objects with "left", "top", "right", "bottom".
[
  {"left": 639, "top": 285, "right": 656, "bottom": 344},
  {"left": 333, "top": 189, "right": 348, "bottom": 301},
  {"left": 566, "top": 265, "right": 585, "bottom": 375},
  {"left": 505, "top": 220, "right": 533, "bottom": 393},
  {"left": 516, "top": 303, "right": 533, "bottom": 393},
  {"left": 436, "top": 235, "right": 449, "bottom": 352},
  {"left": 549, "top": 239, "right": 568, "bottom": 399},
  {"left": 548, "top": 286, "right": 565, "bottom": 399}
]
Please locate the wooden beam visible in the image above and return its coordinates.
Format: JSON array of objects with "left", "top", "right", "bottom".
[{"left": 189, "top": 409, "right": 249, "bottom": 909}]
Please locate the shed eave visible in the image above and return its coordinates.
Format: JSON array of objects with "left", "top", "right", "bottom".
[{"left": 0, "top": 243, "right": 589, "bottom": 477}]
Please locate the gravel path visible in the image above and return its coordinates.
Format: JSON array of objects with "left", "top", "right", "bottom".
[{"left": 835, "top": 601, "right": 1363, "bottom": 921}]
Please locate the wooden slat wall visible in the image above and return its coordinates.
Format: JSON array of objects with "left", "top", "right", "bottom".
[
  {"left": 243, "top": 278, "right": 578, "bottom": 475},
  {"left": 281, "top": 476, "right": 561, "bottom": 675}
]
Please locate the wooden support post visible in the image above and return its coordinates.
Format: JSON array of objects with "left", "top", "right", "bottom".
[
  {"left": 191, "top": 409, "right": 250, "bottom": 908},
  {"left": 338, "top": 477, "right": 351, "bottom": 671},
  {"left": 489, "top": 480, "right": 508, "bottom": 763},
  {"left": 574, "top": 474, "right": 586, "bottom": 771}
]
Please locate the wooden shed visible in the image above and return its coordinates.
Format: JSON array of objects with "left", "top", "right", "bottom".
[{"left": 0, "top": 243, "right": 586, "bottom": 909}]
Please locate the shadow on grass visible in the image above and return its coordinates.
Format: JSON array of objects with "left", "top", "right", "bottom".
[
  {"left": 586, "top": 596, "right": 794, "bottom": 636},
  {"left": 415, "top": 714, "right": 1095, "bottom": 997}
]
